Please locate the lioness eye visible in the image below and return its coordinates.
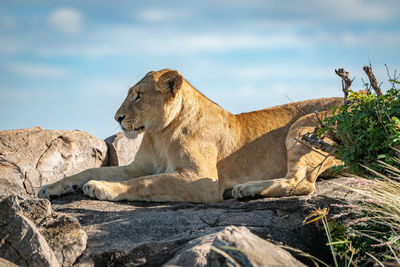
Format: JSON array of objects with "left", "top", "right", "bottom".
[{"left": 135, "top": 92, "right": 142, "bottom": 102}]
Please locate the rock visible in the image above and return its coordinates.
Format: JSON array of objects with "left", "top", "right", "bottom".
[
  {"left": 49, "top": 176, "right": 361, "bottom": 266},
  {"left": 0, "top": 195, "right": 87, "bottom": 266},
  {"left": 0, "top": 257, "right": 19, "bottom": 267},
  {"left": 166, "top": 226, "right": 306, "bottom": 267},
  {"left": 0, "top": 195, "right": 60, "bottom": 266},
  {"left": 165, "top": 229, "right": 216, "bottom": 267},
  {"left": 105, "top": 132, "right": 143, "bottom": 166},
  {"left": 0, "top": 127, "right": 108, "bottom": 198},
  {"left": 207, "top": 226, "right": 307, "bottom": 267}
]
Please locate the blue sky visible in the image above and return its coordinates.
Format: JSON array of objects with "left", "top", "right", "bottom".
[{"left": 1, "top": 0, "right": 399, "bottom": 139}]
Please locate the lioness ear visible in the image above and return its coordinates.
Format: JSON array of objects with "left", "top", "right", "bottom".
[{"left": 156, "top": 70, "right": 183, "bottom": 97}]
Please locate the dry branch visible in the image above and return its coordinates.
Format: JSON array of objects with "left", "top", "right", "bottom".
[
  {"left": 363, "top": 66, "right": 383, "bottom": 96},
  {"left": 335, "top": 68, "right": 352, "bottom": 105},
  {"left": 300, "top": 130, "right": 335, "bottom": 154},
  {"left": 385, "top": 64, "right": 398, "bottom": 90}
]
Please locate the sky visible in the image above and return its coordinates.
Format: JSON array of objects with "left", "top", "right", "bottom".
[{"left": 1, "top": 0, "right": 400, "bottom": 139}]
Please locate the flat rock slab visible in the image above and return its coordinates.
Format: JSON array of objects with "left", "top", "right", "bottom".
[
  {"left": 50, "top": 177, "right": 359, "bottom": 266},
  {"left": 0, "top": 127, "right": 108, "bottom": 198}
]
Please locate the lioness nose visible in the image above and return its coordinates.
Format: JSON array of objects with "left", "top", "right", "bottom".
[{"left": 115, "top": 115, "right": 126, "bottom": 124}]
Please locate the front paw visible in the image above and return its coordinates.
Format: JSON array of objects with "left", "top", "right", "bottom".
[
  {"left": 38, "top": 183, "right": 63, "bottom": 199},
  {"left": 83, "top": 180, "right": 118, "bottom": 201},
  {"left": 38, "top": 181, "right": 80, "bottom": 199}
]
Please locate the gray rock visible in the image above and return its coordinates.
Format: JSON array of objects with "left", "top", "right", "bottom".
[
  {"left": 0, "top": 195, "right": 87, "bottom": 266},
  {"left": 0, "top": 257, "right": 19, "bottom": 267},
  {"left": 0, "top": 127, "right": 108, "bottom": 198},
  {"left": 105, "top": 132, "right": 143, "bottom": 166},
  {"left": 166, "top": 226, "right": 306, "bottom": 267},
  {"left": 0, "top": 195, "right": 60, "bottom": 267},
  {"left": 49, "top": 176, "right": 360, "bottom": 266},
  {"left": 164, "top": 231, "right": 216, "bottom": 267},
  {"left": 207, "top": 226, "right": 307, "bottom": 267}
]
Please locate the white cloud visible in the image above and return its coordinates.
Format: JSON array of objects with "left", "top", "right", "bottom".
[
  {"left": 340, "top": 31, "right": 400, "bottom": 47},
  {"left": 4, "top": 62, "right": 69, "bottom": 78},
  {"left": 230, "top": 65, "right": 334, "bottom": 80},
  {"left": 221, "top": 0, "right": 399, "bottom": 23},
  {"left": 174, "top": 33, "right": 312, "bottom": 52},
  {"left": 0, "top": 13, "right": 18, "bottom": 29},
  {"left": 12, "top": 22, "right": 395, "bottom": 59},
  {"left": 242, "top": 19, "right": 314, "bottom": 31},
  {"left": 137, "top": 8, "right": 173, "bottom": 22},
  {"left": 317, "top": 0, "right": 398, "bottom": 23},
  {"left": 47, "top": 7, "right": 83, "bottom": 34},
  {"left": 5, "top": 3, "right": 399, "bottom": 59},
  {"left": 135, "top": 7, "right": 192, "bottom": 23},
  {"left": 205, "top": 82, "right": 341, "bottom": 114},
  {"left": 0, "top": 39, "right": 25, "bottom": 54},
  {"left": 33, "top": 26, "right": 315, "bottom": 58}
]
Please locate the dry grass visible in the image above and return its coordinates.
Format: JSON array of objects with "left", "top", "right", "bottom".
[{"left": 332, "top": 160, "right": 400, "bottom": 265}]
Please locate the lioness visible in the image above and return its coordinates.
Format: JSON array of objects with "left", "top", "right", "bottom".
[{"left": 39, "top": 69, "right": 342, "bottom": 203}]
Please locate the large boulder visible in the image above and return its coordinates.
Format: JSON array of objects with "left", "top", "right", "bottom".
[
  {"left": 0, "top": 127, "right": 108, "bottom": 198},
  {"left": 0, "top": 195, "right": 87, "bottom": 266},
  {"left": 105, "top": 132, "right": 143, "bottom": 166},
  {"left": 48, "top": 176, "right": 360, "bottom": 266},
  {"left": 167, "top": 226, "right": 306, "bottom": 267}
]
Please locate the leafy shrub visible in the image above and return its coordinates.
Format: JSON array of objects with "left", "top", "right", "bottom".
[{"left": 320, "top": 79, "right": 400, "bottom": 173}]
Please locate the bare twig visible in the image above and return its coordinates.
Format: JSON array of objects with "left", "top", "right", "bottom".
[
  {"left": 284, "top": 95, "right": 323, "bottom": 126},
  {"left": 363, "top": 66, "right": 383, "bottom": 96},
  {"left": 361, "top": 78, "right": 371, "bottom": 93},
  {"left": 294, "top": 137, "right": 327, "bottom": 157},
  {"left": 385, "top": 64, "right": 398, "bottom": 90},
  {"left": 335, "top": 68, "right": 353, "bottom": 105},
  {"left": 314, "top": 111, "right": 324, "bottom": 125},
  {"left": 284, "top": 95, "right": 307, "bottom": 117}
]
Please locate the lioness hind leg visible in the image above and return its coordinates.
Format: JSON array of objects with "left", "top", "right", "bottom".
[
  {"left": 233, "top": 113, "right": 339, "bottom": 199},
  {"left": 232, "top": 164, "right": 317, "bottom": 199}
]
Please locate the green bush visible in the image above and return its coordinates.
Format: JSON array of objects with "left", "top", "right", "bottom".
[{"left": 320, "top": 80, "right": 400, "bottom": 173}]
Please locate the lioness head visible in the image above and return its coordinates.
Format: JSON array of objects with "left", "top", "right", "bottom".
[{"left": 115, "top": 69, "right": 184, "bottom": 138}]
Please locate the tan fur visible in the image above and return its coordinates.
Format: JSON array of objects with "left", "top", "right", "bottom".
[{"left": 38, "top": 69, "right": 343, "bottom": 203}]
